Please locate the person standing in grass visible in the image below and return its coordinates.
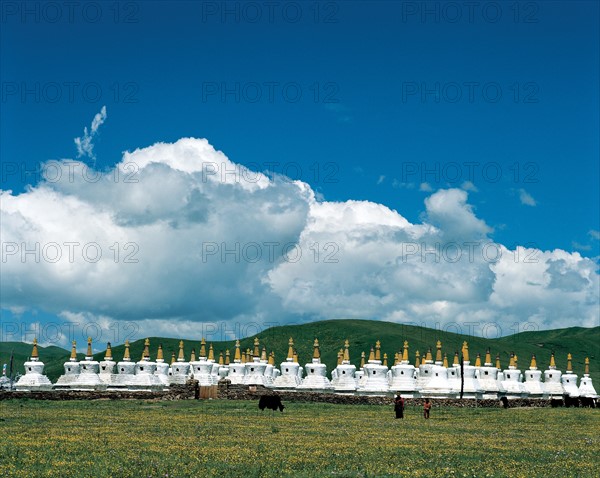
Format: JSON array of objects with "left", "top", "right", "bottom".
[
  {"left": 423, "top": 398, "right": 431, "bottom": 419},
  {"left": 394, "top": 393, "right": 405, "bottom": 419}
]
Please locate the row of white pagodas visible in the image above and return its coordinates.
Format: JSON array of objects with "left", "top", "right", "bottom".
[{"left": 220, "top": 338, "right": 280, "bottom": 386}]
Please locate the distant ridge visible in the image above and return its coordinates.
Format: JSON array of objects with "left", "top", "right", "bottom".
[{"left": 2, "top": 319, "right": 598, "bottom": 384}]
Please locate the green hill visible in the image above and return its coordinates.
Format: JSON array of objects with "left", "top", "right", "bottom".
[{"left": 2, "top": 320, "right": 598, "bottom": 385}]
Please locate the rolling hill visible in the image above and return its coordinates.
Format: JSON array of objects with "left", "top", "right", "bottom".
[{"left": 2, "top": 319, "right": 598, "bottom": 385}]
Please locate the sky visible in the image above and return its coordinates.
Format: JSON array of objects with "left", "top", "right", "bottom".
[{"left": 1, "top": 1, "right": 599, "bottom": 351}]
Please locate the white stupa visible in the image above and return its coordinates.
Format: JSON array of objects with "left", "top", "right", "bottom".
[
  {"left": 272, "top": 338, "right": 302, "bottom": 390},
  {"left": 523, "top": 355, "right": 545, "bottom": 398},
  {"left": 98, "top": 342, "right": 116, "bottom": 385},
  {"left": 357, "top": 341, "right": 389, "bottom": 395},
  {"left": 227, "top": 340, "right": 246, "bottom": 384},
  {"left": 218, "top": 350, "right": 230, "bottom": 380},
  {"left": 191, "top": 339, "right": 219, "bottom": 386},
  {"left": 476, "top": 349, "right": 502, "bottom": 399},
  {"left": 354, "top": 352, "right": 367, "bottom": 387},
  {"left": 54, "top": 341, "right": 80, "bottom": 389},
  {"left": 243, "top": 339, "right": 270, "bottom": 386},
  {"left": 268, "top": 352, "right": 280, "bottom": 383},
  {"left": 420, "top": 341, "right": 456, "bottom": 398},
  {"left": 0, "top": 364, "right": 11, "bottom": 390},
  {"left": 389, "top": 341, "right": 418, "bottom": 397},
  {"left": 331, "top": 340, "right": 357, "bottom": 393},
  {"left": 415, "top": 348, "right": 434, "bottom": 392},
  {"left": 169, "top": 340, "right": 191, "bottom": 385},
  {"left": 501, "top": 353, "right": 527, "bottom": 399},
  {"left": 560, "top": 353, "right": 579, "bottom": 397},
  {"left": 73, "top": 337, "right": 104, "bottom": 390},
  {"left": 110, "top": 340, "right": 136, "bottom": 390},
  {"left": 15, "top": 339, "right": 53, "bottom": 391},
  {"left": 578, "top": 357, "right": 598, "bottom": 398},
  {"left": 154, "top": 344, "right": 170, "bottom": 388},
  {"left": 262, "top": 350, "right": 275, "bottom": 387},
  {"left": 457, "top": 342, "right": 483, "bottom": 399},
  {"left": 297, "top": 339, "right": 334, "bottom": 392},
  {"left": 447, "top": 352, "right": 461, "bottom": 396},
  {"left": 543, "top": 353, "right": 563, "bottom": 398},
  {"left": 132, "top": 339, "right": 163, "bottom": 391}
]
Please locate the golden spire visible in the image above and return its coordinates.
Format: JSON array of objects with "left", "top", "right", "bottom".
[
  {"left": 123, "top": 340, "right": 131, "bottom": 361},
  {"left": 156, "top": 344, "right": 164, "bottom": 361},
  {"left": 241, "top": 349, "right": 246, "bottom": 364},
  {"left": 475, "top": 353, "right": 481, "bottom": 367},
  {"left": 171, "top": 352, "right": 176, "bottom": 365},
  {"left": 530, "top": 354, "right": 537, "bottom": 369},
  {"left": 142, "top": 338, "right": 150, "bottom": 359},
  {"left": 190, "top": 348, "right": 196, "bottom": 362},
  {"left": 402, "top": 341, "right": 409, "bottom": 363},
  {"left": 375, "top": 341, "right": 381, "bottom": 361},
  {"left": 225, "top": 349, "right": 230, "bottom": 365},
  {"left": 234, "top": 340, "right": 241, "bottom": 362},
  {"left": 86, "top": 337, "right": 93, "bottom": 357},
  {"left": 260, "top": 347, "right": 267, "bottom": 361},
  {"left": 509, "top": 353, "right": 515, "bottom": 368},
  {"left": 461, "top": 341, "right": 469, "bottom": 363},
  {"left": 584, "top": 357, "right": 590, "bottom": 376},
  {"left": 549, "top": 352, "right": 556, "bottom": 369},
  {"left": 485, "top": 348, "right": 492, "bottom": 366},
  {"left": 208, "top": 344, "right": 215, "bottom": 361},
  {"left": 394, "top": 352, "right": 400, "bottom": 365},
  {"left": 268, "top": 351, "right": 275, "bottom": 366},
  {"left": 246, "top": 348, "right": 252, "bottom": 362},
  {"left": 70, "top": 341, "right": 77, "bottom": 360},
  {"left": 253, "top": 338, "right": 260, "bottom": 357},
  {"left": 199, "top": 338, "right": 206, "bottom": 358},
  {"left": 421, "top": 354, "right": 426, "bottom": 366},
  {"left": 337, "top": 350, "right": 343, "bottom": 366},
  {"left": 443, "top": 353, "right": 449, "bottom": 368},
  {"left": 287, "top": 337, "right": 294, "bottom": 360},
  {"left": 435, "top": 340, "right": 442, "bottom": 363},
  {"left": 219, "top": 351, "right": 224, "bottom": 366},
  {"left": 368, "top": 346, "right": 375, "bottom": 362},
  {"left": 415, "top": 350, "right": 420, "bottom": 366},
  {"left": 360, "top": 351, "right": 366, "bottom": 368},
  {"left": 313, "top": 338, "right": 320, "bottom": 359},
  {"left": 177, "top": 340, "right": 185, "bottom": 361},
  {"left": 453, "top": 351, "right": 459, "bottom": 366},
  {"left": 105, "top": 342, "right": 113, "bottom": 360},
  {"left": 425, "top": 348, "right": 433, "bottom": 363},
  {"left": 495, "top": 354, "right": 501, "bottom": 370},
  {"left": 566, "top": 353, "right": 573, "bottom": 373},
  {"left": 343, "top": 340, "right": 350, "bottom": 363},
  {"left": 514, "top": 354, "right": 519, "bottom": 369},
  {"left": 31, "top": 338, "right": 39, "bottom": 359},
  {"left": 293, "top": 349, "right": 298, "bottom": 363},
  {"left": 383, "top": 353, "right": 388, "bottom": 367}
]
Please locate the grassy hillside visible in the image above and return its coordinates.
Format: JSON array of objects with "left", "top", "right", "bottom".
[{"left": 2, "top": 319, "right": 598, "bottom": 385}]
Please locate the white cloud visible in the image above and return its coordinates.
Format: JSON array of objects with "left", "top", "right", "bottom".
[
  {"left": 461, "top": 181, "right": 478, "bottom": 192},
  {"left": 377, "top": 175, "right": 385, "bottom": 185},
  {"left": 419, "top": 182, "right": 433, "bottom": 192},
  {"left": 1, "top": 138, "right": 597, "bottom": 340},
  {"left": 74, "top": 106, "right": 107, "bottom": 161},
  {"left": 589, "top": 230, "right": 600, "bottom": 240},
  {"left": 518, "top": 188, "right": 537, "bottom": 207}
]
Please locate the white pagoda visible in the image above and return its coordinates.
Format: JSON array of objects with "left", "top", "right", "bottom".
[
  {"left": 578, "top": 357, "right": 598, "bottom": 398},
  {"left": 54, "top": 341, "right": 80, "bottom": 389},
  {"left": 297, "top": 339, "right": 334, "bottom": 392},
  {"left": 243, "top": 339, "right": 270, "bottom": 386},
  {"left": 523, "top": 355, "right": 545, "bottom": 398},
  {"left": 457, "top": 342, "right": 483, "bottom": 399},
  {"left": 98, "top": 342, "right": 116, "bottom": 386},
  {"left": 191, "top": 339, "right": 219, "bottom": 386},
  {"left": 420, "top": 341, "right": 456, "bottom": 399},
  {"left": 415, "top": 348, "right": 434, "bottom": 392},
  {"left": 132, "top": 339, "right": 163, "bottom": 391},
  {"left": 560, "top": 353, "right": 579, "bottom": 397},
  {"left": 501, "top": 353, "right": 527, "bottom": 399},
  {"left": 169, "top": 341, "right": 191, "bottom": 385},
  {"left": 389, "top": 341, "right": 418, "bottom": 397},
  {"left": 227, "top": 341, "right": 246, "bottom": 384},
  {"left": 476, "top": 349, "right": 502, "bottom": 399},
  {"left": 331, "top": 340, "right": 357, "bottom": 393},
  {"left": 73, "top": 337, "right": 104, "bottom": 390},
  {"left": 15, "top": 339, "right": 53, "bottom": 391},
  {"left": 543, "top": 353, "right": 564, "bottom": 398},
  {"left": 357, "top": 341, "right": 389, "bottom": 395},
  {"left": 272, "top": 338, "right": 302, "bottom": 390},
  {"left": 154, "top": 344, "right": 170, "bottom": 388},
  {"left": 111, "top": 340, "right": 136, "bottom": 390}
]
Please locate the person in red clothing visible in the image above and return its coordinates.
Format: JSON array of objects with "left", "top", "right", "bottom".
[
  {"left": 423, "top": 398, "right": 431, "bottom": 419},
  {"left": 394, "top": 393, "right": 405, "bottom": 419}
]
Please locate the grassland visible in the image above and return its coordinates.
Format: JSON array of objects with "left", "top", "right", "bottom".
[{"left": 0, "top": 399, "right": 598, "bottom": 477}]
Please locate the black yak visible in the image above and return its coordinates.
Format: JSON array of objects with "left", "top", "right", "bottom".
[{"left": 258, "top": 394, "right": 285, "bottom": 412}]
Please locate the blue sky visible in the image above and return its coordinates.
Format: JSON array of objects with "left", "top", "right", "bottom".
[{"left": 1, "top": 1, "right": 599, "bottom": 349}]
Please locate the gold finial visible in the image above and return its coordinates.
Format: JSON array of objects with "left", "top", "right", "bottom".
[
  {"left": 337, "top": 350, "right": 343, "bottom": 366},
  {"left": 268, "top": 351, "right": 275, "bottom": 366},
  {"left": 123, "top": 340, "right": 131, "bottom": 361},
  {"left": 530, "top": 354, "right": 537, "bottom": 369},
  {"left": 70, "top": 341, "right": 77, "bottom": 360},
  {"left": 156, "top": 344, "right": 164, "bottom": 361},
  {"left": 421, "top": 354, "right": 426, "bottom": 366},
  {"left": 584, "top": 357, "right": 590, "bottom": 376},
  {"left": 293, "top": 349, "right": 298, "bottom": 363},
  {"left": 495, "top": 354, "right": 501, "bottom": 370},
  {"left": 171, "top": 352, "right": 176, "bottom": 365},
  {"left": 105, "top": 342, "right": 113, "bottom": 360},
  {"left": 287, "top": 337, "right": 294, "bottom": 360},
  {"left": 375, "top": 341, "right": 381, "bottom": 361},
  {"left": 190, "top": 348, "right": 196, "bottom": 362},
  {"left": 86, "top": 337, "right": 93, "bottom": 357},
  {"left": 31, "top": 338, "right": 39, "bottom": 359},
  {"left": 177, "top": 340, "right": 185, "bottom": 361},
  {"left": 461, "top": 341, "right": 469, "bottom": 363},
  {"left": 443, "top": 353, "right": 449, "bottom": 368},
  {"left": 343, "top": 340, "right": 350, "bottom": 363},
  {"left": 383, "top": 353, "right": 388, "bottom": 367},
  {"left": 225, "top": 349, "right": 230, "bottom": 365},
  {"left": 260, "top": 347, "right": 267, "bottom": 361},
  {"left": 549, "top": 352, "right": 556, "bottom": 369},
  {"left": 509, "top": 353, "right": 515, "bottom": 368},
  {"left": 566, "top": 353, "right": 572, "bottom": 373},
  {"left": 253, "top": 338, "right": 260, "bottom": 357},
  {"left": 368, "top": 346, "right": 375, "bottom": 362},
  {"left": 415, "top": 350, "right": 420, "bottom": 366},
  {"left": 435, "top": 340, "right": 442, "bottom": 363},
  {"left": 394, "top": 352, "right": 400, "bottom": 365},
  {"left": 241, "top": 349, "right": 246, "bottom": 364},
  {"left": 475, "top": 353, "right": 481, "bottom": 367},
  {"left": 425, "top": 348, "right": 433, "bottom": 363},
  {"left": 514, "top": 354, "right": 519, "bottom": 368},
  {"left": 360, "top": 351, "right": 366, "bottom": 368},
  {"left": 219, "top": 351, "right": 224, "bottom": 366},
  {"left": 402, "top": 341, "right": 409, "bottom": 362},
  {"left": 200, "top": 338, "right": 206, "bottom": 358},
  {"left": 313, "top": 338, "right": 320, "bottom": 359},
  {"left": 484, "top": 348, "right": 492, "bottom": 366},
  {"left": 142, "top": 338, "right": 150, "bottom": 359},
  {"left": 234, "top": 340, "right": 241, "bottom": 362},
  {"left": 208, "top": 343, "right": 215, "bottom": 361},
  {"left": 453, "top": 351, "right": 459, "bottom": 366}
]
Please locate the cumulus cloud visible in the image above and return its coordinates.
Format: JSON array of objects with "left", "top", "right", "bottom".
[
  {"left": 518, "top": 188, "right": 537, "bottom": 206},
  {"left": 1, "top": 138, "right": 598, "bottom": 341},
  {"left": 74, "top": 106, "right": 107, "bottom": 161}
]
